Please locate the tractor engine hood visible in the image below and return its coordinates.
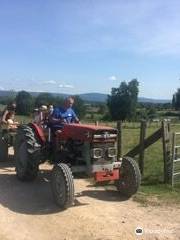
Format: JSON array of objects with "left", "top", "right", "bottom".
[{"left": 57, "top": 123, "right": 118, "bottom": 142}]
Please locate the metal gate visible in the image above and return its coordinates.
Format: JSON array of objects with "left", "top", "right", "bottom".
[{"left": 171, "top": 132, "right": 180, "bottom": 187}]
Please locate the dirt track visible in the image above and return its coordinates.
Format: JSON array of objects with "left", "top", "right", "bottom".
[{"left": 0, "top": 158, "right": 180, "bottom": 240}]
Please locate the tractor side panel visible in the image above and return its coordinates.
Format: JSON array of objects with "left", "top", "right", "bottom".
[
  {"left": 57, "top": 124, "right": 117, "bottom": 142},
  {"left": 29, "top": 123, "right": 46, "bottom": 144},
  {"left": 58, "top": 125, "right": 93, "bottom": 142}
]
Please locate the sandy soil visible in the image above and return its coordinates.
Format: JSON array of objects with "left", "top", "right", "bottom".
[{"left": 0, "top": 157, "right": 180, "bottom": 240}]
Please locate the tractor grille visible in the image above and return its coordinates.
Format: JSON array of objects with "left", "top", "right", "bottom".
[{"left": 91, "top": 142, "right": 117, "bottom": 164}]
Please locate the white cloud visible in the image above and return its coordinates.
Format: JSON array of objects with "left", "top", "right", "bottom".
[
  {"left": 43, "top": 80, "right": 56, "bottom": 84},
  {"left": 64, "top": 84, "right": 74, "bottom": 88},
  {"left": 59, "top": 84, "right": 74, "bottom": 89},
  {"left": 0, "top": 86, "right": 5, "bottom": 90},
  {"left": 109, "top": 75, "right": 117, "bottom": 81}
]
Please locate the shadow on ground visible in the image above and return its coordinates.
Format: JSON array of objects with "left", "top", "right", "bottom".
[
  {"left": 76, "top": 189, "right": 129, "bottom": 202},
  {"left": 0, "top": 160, "right": 129, "bottom": 215},
  {"left": 0, "top": 160, "right": 61, "bottom": 215}
]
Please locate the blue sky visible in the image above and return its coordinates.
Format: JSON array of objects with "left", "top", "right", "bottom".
[{"left": 0, "top": 0, "right": 180, "bottom": 99}]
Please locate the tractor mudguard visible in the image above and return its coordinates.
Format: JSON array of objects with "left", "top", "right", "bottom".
[{"left": 29, "top": 123, "right": 46, "bottom": 144}]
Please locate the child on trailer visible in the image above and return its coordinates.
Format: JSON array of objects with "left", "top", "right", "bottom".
[{"left": 1, "top": 102, "right": 19, "bottom": 130}]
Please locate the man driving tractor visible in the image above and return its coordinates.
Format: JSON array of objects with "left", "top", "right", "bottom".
[{"left": 49, "top": 96, "right": 80, "bottom": 132}]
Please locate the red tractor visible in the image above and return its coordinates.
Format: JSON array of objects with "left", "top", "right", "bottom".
[{"left": 15, "top": 123, "right": 141, "bottom": 209}]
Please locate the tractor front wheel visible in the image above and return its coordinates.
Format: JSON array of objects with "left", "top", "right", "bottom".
[
  {"left": 115, "top": 156, "right": 141, "bottom": 197},
  {"left": 51, "top": 163, "right": 74, "bottom": 209}
]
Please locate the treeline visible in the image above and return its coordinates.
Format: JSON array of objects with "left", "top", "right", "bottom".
[
  {"left": 0, "top": 81, "right": 176, "bottom": 122},
  {"left": 0, "top": 91, "right": 86, "bottom": 118}
]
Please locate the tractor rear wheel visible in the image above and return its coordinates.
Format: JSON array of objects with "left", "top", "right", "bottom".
[
  {"left": 115, "top": 156, "right": 141, "bottom": 197},
  {"left": 51, "top": 163, "right": 74, "bottom": 209},
  {"left": 15, "top": 125, "right": 41, "bottom": 181},
  {"left": 0, "top": 136, "right": 8, "bottom": 162}
]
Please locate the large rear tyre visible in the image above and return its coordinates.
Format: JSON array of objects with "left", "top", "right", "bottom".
[
  {"left": 115, "top": 156, "right": 141, "bottom": 197},
  {"left": 15, "top": 125, "right": 41, "bottom": 181},
  {"left": 51, "top": 163, "right": 74, "bottom": 209},
  {"left": 0, "top": 137, "right": 8, "bottom": 162}
]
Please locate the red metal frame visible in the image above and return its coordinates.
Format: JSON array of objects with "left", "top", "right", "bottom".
[
  {"left": 29, "top": 123, "right": 46, "bottom": 144},
  {"left": 94, "top": 169, "right": 119, "bottom": 182}
]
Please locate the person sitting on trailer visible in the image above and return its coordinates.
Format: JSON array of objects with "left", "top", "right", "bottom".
[
  {"left": 33, "top": 105, "right": 48, "bottom": 128},
  {"left": 1, "top": 102, "right": 19, "bottom": 130}
]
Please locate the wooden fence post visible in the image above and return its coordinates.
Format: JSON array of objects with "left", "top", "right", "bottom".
[
  {"left": 139, "top": 120, "right": 147, "bottom": 175},
  {"left": 117, "top": 121, "right": 122, "bottom": 159},
  {"left": 95, "top": 121, "right": 99, "bottom": 126},
  {"left": 162, "top": 121, "right": 171, "bottom": 183}
]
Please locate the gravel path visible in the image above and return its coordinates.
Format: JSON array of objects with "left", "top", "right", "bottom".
[{"left": 0, "top": 160, "right": 179, "bottom": 240}]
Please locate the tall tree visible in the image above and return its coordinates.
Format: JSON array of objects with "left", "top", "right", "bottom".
[
  {"left": 16, "top": 91, "right": 34, "bottom": 115},
  {"left": 35, "top": 93, "right": 55, "bottom": 107},
  {"left": 107, "top": 79, "right": 139, "bottom": 121},
  {"left": 172, "top": 94, "right": 176, "bottom": 109},
  {"left": 172, "top": 89, "right": 180, "bottom": 110},
  {"left": 73, "top": 96, "right": 86, "bottom": 119}
]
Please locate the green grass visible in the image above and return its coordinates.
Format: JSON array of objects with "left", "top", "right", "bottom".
[
  {"left": 119, "top": 122, "right": 180, "bottom": 205},
  {"left": 133, "top": 184, "right": 180, "bottom": 206}
]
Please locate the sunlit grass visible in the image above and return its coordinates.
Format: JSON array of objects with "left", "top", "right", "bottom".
[{"left": 120, "top": 122, "right": 180, "bottom": 204}]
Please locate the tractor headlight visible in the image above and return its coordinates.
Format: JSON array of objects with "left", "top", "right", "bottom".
[
  {"left": 108, "top": 147, "right": 117, "bottom": 158},
  {"left": 91, "top": 148, "right": 103, "bottom": 159}
]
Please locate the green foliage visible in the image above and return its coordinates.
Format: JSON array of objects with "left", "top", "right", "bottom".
[
  {"left": 139, "top": 102, "right": 172, "bottom": 111},
  {"left": 35, "top": 93, "right": 65, "bottom": 108},
  {"left": 98, "top": 104, "right": 107, "bottom": 115},
  {"left": 53, "top": 96, "right": 64, "bottom": 107},
  {"left": 35, "top": 93, "right": 56, "bottom": 107},
  {"left": 0, "top": 96, "right": 16, "bottom": 105},
  {"left": 147, "top": 106, "right": 158, "bottom": 120},
  {"left": 163, "top": 111, "right": 180, "bottom": 117},
  {"left": 73, "top": 96, "right": 86, "bottom": 119},
  {"left": 16, "top": 91, "right": 34, "bottom": 115},
  {"left": 107, "top": 79, "right": 139, "bottom": 121},
  {"left": 135, "top": 108, "right": 148, "bottom": 120}
]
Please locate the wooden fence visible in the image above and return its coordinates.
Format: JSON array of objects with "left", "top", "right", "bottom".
[{"left": 117, "top": 120, "right": 171, "bottom": 184}]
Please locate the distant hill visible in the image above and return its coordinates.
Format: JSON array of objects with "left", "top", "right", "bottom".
[
  {"left": 79, "top": 93, "right": 107, "bottom": 102},
  {"left": 0, "top": 90, "right": 171, "bottom": 104},
  {"left": 138, "top": 97, "right": 171, "bottom": 104},
  {"left": 79, "top": 93, "right": 171, "bottom": 104}
]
